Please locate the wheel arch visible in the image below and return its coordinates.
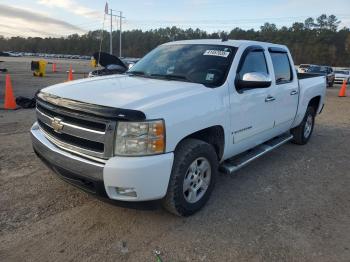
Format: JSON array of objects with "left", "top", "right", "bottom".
[
  {"left": 308, "top": 96, "right": 321, "bottom": 113},
  {"left": 175, "top": 125, "right": 225, "bottom": 161}
]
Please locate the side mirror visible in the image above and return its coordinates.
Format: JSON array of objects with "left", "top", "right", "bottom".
[{"left": 236, "top": 72, "right": 272, "bottom": 90}]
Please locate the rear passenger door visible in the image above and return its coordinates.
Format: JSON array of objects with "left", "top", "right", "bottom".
[{"left": 268, "top": 48, "right": 298, "bottom": 130}]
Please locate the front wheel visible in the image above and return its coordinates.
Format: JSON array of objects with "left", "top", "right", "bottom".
[
  {"left": 162, "top": 139, "right": 218, "bottom": 216},
  {"left": 291, "top": 106, "right": 315, "bottom": 145}
]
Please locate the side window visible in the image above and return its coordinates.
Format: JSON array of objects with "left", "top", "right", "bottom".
[
  {"left": 238, "top": 50, "right": 268, "bottom": 78},
  {"left": 270, "top": 52, "right": 293, "bottom": 84}
]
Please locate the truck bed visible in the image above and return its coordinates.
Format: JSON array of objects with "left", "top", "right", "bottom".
[{"left": 298, "top": 74, "right": 325, "bottom": 90}]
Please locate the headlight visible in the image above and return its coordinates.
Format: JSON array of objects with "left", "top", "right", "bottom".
[{"left": 115, "top": 120, "right": 165, "bottom": 156}]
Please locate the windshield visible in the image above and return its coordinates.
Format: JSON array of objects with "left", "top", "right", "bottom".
[
  {"left": 128, "top": 44, "right": 237, "bottom": 87},
  {"left": 335, "top": 70, "right": 349, "bottom": 75}
]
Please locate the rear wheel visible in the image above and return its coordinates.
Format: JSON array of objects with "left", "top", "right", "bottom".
[
  {"left": 291, "top": 106, "right": 315, "bottom": 145},
  {"left": 162, "top": 139, "right": 218, "bottom": 216}
]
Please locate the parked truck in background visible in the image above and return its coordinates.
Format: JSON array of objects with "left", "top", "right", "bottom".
[{"left": 31, "top": 39, "right": 326, "bottom": 216}]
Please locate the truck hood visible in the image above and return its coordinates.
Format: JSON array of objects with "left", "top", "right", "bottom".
[{"left": 42, "top": 75, "right": 210, "bottom": 114}]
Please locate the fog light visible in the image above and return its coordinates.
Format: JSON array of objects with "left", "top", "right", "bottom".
[{"left": 115, "top": 187, "right": 137, "bottom": 197}]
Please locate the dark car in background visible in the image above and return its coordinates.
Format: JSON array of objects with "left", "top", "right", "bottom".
[
  {"left": 307, "top": 65, "right": 335, "bottom": 87},
  {"left": 88, "top": 52, "right": 140, "bottom": 77}
]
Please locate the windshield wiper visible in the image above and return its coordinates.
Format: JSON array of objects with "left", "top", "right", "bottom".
[
  {"left": 149, "top": 74, "right": 191, "bottom": 82},
  {"left": 126, "top": 70, "right": 146, "bottom": 76}
]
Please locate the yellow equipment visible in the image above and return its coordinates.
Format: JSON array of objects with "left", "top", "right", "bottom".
[
  {"left": 31, "top": 60, "right": 47, "bottom": 77},
  {"left": 90, "top": 58, "right": 97, "bottom": 68}
]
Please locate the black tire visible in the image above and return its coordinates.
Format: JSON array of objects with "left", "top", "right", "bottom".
[
  {"left": 162, "top": 139, "right": 218, "bottom": 216},
  {"left": 291, "top": 106, "right": 316, "bottom": 145}
]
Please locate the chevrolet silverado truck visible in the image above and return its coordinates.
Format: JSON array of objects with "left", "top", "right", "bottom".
[{"left": 31, "top": 40, "right": 326, "bottom": 216}]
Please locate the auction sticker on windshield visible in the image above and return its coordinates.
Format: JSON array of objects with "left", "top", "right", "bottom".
[{"left": 203, "top": 50, "right": 230, "bottom": 58}]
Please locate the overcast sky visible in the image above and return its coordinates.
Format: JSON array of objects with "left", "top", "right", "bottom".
[{"left": 0, "top": 0, "right": 349, "bottom": 37}]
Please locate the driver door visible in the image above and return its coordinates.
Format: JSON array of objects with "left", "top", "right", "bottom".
[{"left": 229, "top": 46, "right": 276, "bottom": 148}]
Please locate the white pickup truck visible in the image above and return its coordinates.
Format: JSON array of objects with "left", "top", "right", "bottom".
[{"left": 31, "top": 39, "right": 326, "bottom": 216}]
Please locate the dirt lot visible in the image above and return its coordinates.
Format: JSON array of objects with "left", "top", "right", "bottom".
[{"left": 0, "top": 57, "right": 350, "bottom": 261}]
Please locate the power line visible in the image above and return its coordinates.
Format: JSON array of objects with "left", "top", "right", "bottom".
[{"left": 126, "top": 15, "right": 350, "bottom": 25}]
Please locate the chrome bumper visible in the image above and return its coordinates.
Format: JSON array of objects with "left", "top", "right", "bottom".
[
  {"left": 31, "top": 122, "right": 104, "bottom": 181},
  {"left": 335, "top": 78, "right": 348, "bottom": 83}
]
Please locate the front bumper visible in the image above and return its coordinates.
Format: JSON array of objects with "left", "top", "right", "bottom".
[
  {"left": 334, "top": 78, "right": 349, "bottom": 84},
  {"left": 31, "top": 122, "right": 174, "bottom": 201}
]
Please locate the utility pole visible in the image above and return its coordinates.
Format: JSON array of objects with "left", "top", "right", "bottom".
[
  {"left": 106, "top": 8, "right": 120, "bottom": 55},
  {"left": 110, "top": 9, "right": 113, "bottom": 55},
  {"left": 115, "top": 11, "right": 125, "bottom": 57},
  {"left": 119, "top": 11, "right": 122, "bottom": 58}
]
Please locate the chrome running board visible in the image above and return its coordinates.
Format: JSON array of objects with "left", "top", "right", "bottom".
[{"left": 220, "top": 133, "right": 293, "bottom": 175}]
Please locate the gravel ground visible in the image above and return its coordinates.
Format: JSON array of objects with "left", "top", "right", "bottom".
[{"left": 0, "top": 58, "right": 350, "bottom": 261}]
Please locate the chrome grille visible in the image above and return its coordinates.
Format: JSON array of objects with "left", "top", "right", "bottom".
[{"left": 36, "top": 99, "right": 116, "bottom": 162}]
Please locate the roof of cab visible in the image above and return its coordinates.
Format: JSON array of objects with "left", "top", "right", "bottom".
[{"left": 162, "top": 39, "right": 288, "bottom": 50}]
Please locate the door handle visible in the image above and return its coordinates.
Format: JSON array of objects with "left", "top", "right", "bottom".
[
  {"left": 265, "top": 95, "right": 276, "bottom": 102},
  {"left": 290, "top": 90, "right": 299, "bottom": 96}
]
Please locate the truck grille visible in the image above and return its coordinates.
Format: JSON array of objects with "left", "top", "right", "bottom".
[{"left": 36, "top": 98, "right": 117, "bottom": 162}]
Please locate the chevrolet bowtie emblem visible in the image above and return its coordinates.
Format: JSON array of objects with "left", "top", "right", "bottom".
[{"left": 52, "top": 117, "right": 64, "bottom": 133}]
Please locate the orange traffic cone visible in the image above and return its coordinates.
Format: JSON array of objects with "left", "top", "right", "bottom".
[
  {"left": 4, "top": 74, "right": 17, "bottom": 109},
  {"left": 52, "top": 63, "right": 56, "bottom": 73},
  {"left": 67, "top": 65, "right": 73, "bottom": 81},
  {"left": 338, "top": 79, "right": 347, "bottom": 97}
]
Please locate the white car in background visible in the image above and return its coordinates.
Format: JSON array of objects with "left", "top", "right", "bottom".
[
  {"left": 298, "top": 64, "right": 313, "bottom": 73},
  {"left": 334, "top": 69, "right": 350, "bottom": 84}
]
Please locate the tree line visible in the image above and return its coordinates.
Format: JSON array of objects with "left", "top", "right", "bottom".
[{"left": 0, "top": 14, "right": 349, "bottom": 66}]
